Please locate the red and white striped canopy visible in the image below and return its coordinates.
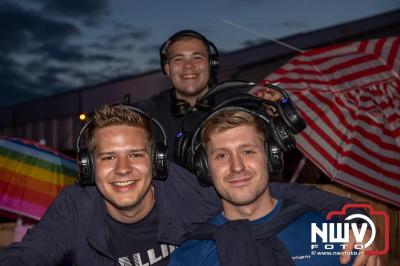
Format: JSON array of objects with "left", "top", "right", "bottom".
[{"left": 265, "top": 36, "right": 400, "bottom": 206}]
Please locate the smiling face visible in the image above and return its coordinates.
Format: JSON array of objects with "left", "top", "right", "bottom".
[
  {"left": 206, "top": 125, "right": 271, "bottom": 214},
  {"left": 202, "top": 110, "right": 275, "bottom": 220},
  {"left": 93, "top": 125, "right": 154, "bottom": 223},
  {"left": 164, "top": 37, "right": 210, "bottom": 105}
]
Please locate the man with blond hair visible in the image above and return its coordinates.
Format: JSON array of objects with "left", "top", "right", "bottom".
[{"left": 169, "top": 108, "right": 379, "bottom": 266}]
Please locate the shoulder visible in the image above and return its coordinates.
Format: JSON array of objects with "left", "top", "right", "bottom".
[
  {"left": 55, "top": 184, "right": 98, "bottom": 204},
  {"left": 169, "top": 240, "right": 218, "bottom": 266},
  {"left": 47, "top": 184, "right": 100, "bottom": 219},
  {"left": 151, "top": 88, "right": 172, "bottom": 101},
  {"left": 138, "top": 89, "right": 172, "bottom": 109}
]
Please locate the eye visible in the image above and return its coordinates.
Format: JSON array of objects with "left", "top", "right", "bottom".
[
  {"left": 129, "top": 153, "right": 144, "bottom": 159},
  {"left": 243, "top": 149, "right": 255, "bottom": 155},
  {"left": 170, "top": 56, "right": 183, "bottom": 63},
  {"left": 100, "top": 155, "right": 115, "bottom": 161},
  {"left": 215, "top": 153, "right": 227, "bottom": 160},
  {"left": 194, "top": 55, "right": 206, "bottom": 61}
]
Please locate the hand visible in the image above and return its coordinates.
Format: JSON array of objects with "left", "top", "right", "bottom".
[
  {"left": 248, "top": 85, "right": 283, "bottom": 116},
  {"left": 340, "top": 229, "right": 382, "bottom": 266}
]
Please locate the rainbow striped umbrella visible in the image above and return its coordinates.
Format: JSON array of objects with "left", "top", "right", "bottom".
[{"left": 0, "top": 136, "right": 77, "bottom": 220}]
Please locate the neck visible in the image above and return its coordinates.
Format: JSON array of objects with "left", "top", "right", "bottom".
[
  {"left": 222, "top": 190, "right": 277, "bottom": 221},
  {"left": 106, "top": 186, "right": 155, "bottom": 224},
  {"left": 175, "top": 88, "right": 209, "bottom": 107}
]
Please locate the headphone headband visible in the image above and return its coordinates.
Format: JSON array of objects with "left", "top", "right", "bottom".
[
  {"left": 196, "top": 81, "right": 306, "bottom": 133},
  {"left": 76, "top": 104, "right": 168, "bottom": 153},
  {"left": 190, "top": 106, "right": 271, "bottom": 156},
  {"left": 173, "top": 80, "right": 306, "bottom": 174}
]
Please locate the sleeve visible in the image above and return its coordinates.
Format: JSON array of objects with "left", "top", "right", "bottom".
[
  {"left": 268, "top": 182, "right": 360, "bottom": 218},
  {"left": 154, "top": 162, "right": 221, "bottom": 245},
  {"left": 0, "top": 188, "right": 78, "bottom": 265}
]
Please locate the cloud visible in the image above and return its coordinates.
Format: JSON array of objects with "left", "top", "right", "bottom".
[
  {"left": 236, "top": 0, "right": 264, "bottom": 4},
  {"left": 281, "top": 20, "right": 308, "bottom": 29},
  {"left": 146, "top": 57, "right": 161, "bottom": 68},
  {"left": 89, "top": 41, "right": 136, "bottom": 53},
  {"left": 34, "top": 43, "right": 86, "bottom": 63},
  {"left": 39, "top": 0, "right": 110, "bottom": 24},
  {"left": 139, "top": 44, "right": 160, "bottom": 54},
  {"left": 0, "top": 2, "right": 80, "bottom": 53},
  {"left": 240, "top": 38, "right": 266, "bottom": 47},
  {"left": 0, "top": 1, "right": 152, "bottom": 107},
  {"left": 0, "top": 54, "right": 48, "bottom": 106},
  {"left": 102, "top": 29, "right": 150, "bottom": 43}
]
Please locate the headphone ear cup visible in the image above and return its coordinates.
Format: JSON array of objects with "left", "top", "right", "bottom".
[
  {"left": 159, "top": 41, "right": 168, "bottom": 74},
  {"left": 151, "top": 142, "right": 169, "bottom": 180},
  {"left": 209, "top": 55, "right": 220, "bottom": 77},
  {"left": 172, "top": 98, "right": 192, "bottom": 117},
  {"left": 277, "top": 99, "right": 306, "bottom": 134},
  {"left": 269, "top": 116, "right": 296, "bottom": 152},
  {"left": 78, "top": 148, "right": 95, "bottom": 186},
  {"left": 192, "top": 144, "right": 213, "bottom": 186},
  {"left": 174, "top": 133, "right": 193, "bottom": 171},
  {"left": 265, "top": 139, "right": 283, "bottom": 173}
]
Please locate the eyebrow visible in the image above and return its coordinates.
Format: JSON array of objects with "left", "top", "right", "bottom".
[
  {"left": 96, "top": 148, "right": 148, "bottom": 156},
  {"left": 170, "top": 51, "right": 207, "bottom": 59},
  {"left": 210, "top": 143, "right": 258, "bottom": 153}
]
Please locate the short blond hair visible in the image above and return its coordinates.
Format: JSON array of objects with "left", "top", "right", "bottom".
[
  {"left": 200, "top": 110, "right": 268, "bottom": 148},
  {"left": 86, "top": 104, "right": 152, "bottom": 150}
]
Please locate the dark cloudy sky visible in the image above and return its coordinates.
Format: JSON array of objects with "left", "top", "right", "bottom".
[{"left": 1, "top": 0, "right": 399, "bottom": 107}]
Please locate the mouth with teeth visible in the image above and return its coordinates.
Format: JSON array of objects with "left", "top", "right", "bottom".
[
  {"left": 181, "top": 73, "right": 198, "bottom": 79},
  {"left": 111, "top": 180, "right": 138, "bottom": 192}
]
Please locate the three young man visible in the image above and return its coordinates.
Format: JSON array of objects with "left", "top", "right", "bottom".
[{"left": 0, "top": 30, "right": 380, "bottom": 265}]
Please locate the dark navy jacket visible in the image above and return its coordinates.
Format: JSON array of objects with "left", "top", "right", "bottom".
[{"left": 0, "top": 163, "right": 352, "bottom": 265}]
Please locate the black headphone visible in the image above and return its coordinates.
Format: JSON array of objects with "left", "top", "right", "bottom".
[
  {"left": 264, "top": 83, "right": 306, "bottom": 134},
  {"left": 159, "top": 29, "right": 220, "bottom": 77},
  {"left": 174, "top": 81, "right": 306, "bottom": 169},
  {"left": 198, "top": 81, "right": 307, "bottom": 135},
  {"left": 190, "top": 106, "right": 284, "bottom": 186},
  {"left": 214, "top": 97, "right": 299, "bottom": 153},
  {"left": 170, "top": 89, "right": 193, "bottom": 117},
  {"left": 76, "top": 104, "right": 169, "bottom": 186}
]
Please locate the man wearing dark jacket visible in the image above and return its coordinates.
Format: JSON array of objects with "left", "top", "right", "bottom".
[
  {"left": 138, "top": 29, "right": 282, "bottom": 161},
  {"left": 168, "top": 108, "right": 378, "bottom": 266},
  {"left": 0, "top": 104, "right": 222, "bottom": 265}
]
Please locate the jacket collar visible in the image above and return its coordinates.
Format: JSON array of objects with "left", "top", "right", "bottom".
[{"left": 86, "top": 188, "right": 116, "bottom": 261}]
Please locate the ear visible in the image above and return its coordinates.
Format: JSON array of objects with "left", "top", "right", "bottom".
[{"left": 164, "top": 63, "right": 171, "bottom": 77}]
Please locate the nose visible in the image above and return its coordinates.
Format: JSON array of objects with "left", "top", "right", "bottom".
[
  {"left": 115, "top": 157, "right": 133, "bottom": 176},
  {"left": 230, "top": 153, "right": 244, "bottom": 173},
  {"left": 183, "top": 58, "right": 195, "bottom": 69}
]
